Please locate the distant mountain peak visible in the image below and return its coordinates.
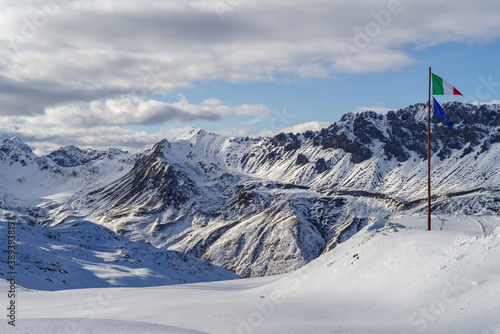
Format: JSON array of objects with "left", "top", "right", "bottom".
[
  {"left": 46, "top": 145, "right": 128, "bottom": 167},
  {"left": 1, "top": 136, "right": 34, "bottom": 153},
  {"left": 0, "top": 137, "right": 37, "bottom": 165},
  {"left": 190, "top": 128, "right": 207, "bottom": 136},
  {"left": 173, "top": 128, "right": 222, "bottom": 143}
]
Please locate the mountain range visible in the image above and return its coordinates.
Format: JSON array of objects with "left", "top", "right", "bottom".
[{"left": 1, "top": 101, "right": 500, "bottom": 288}]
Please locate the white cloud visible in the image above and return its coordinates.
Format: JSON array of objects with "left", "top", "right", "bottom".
[
  {"left": 1, "top": 0, "right": 500, "bottom": 151},
  {"left": 0, "top": 114, "right": 163, "bottom": 154},
  {"left": 0, "top": 95, "right": 269, "bottom": 154},
  {"left": 279, "top": 121, "right": 332, "bottom": 134},
  {"left": 43, "top": 95, "right": 270, "bottom": 127},
  {"left": 470, "top": 100, "right": 500, "bottom": 106},
  {"left": 1, "top": 0, "right": 500, "bottom": 116},
  {"left": 251, "top": 121, "right": 332, "bottom": 138}
]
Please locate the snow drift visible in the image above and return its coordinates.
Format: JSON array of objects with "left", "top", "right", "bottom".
[{"left": 9, "top": 215, "right": 500, "bottom": 333}]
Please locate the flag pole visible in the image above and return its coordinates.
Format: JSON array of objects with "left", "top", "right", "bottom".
[{"left": 427, "top": 67, "right": 431, "bottom": 231}]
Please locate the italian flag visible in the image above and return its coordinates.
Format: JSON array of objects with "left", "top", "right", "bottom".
[{"left": 432, "top": 73, "right": 462, "bottom": 96}]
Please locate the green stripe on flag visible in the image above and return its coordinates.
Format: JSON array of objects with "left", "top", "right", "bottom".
[{"left": 432, "top": 73, "right": 444, "bottom": 95}]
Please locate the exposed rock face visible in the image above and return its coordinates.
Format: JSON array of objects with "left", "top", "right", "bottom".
[
  {"left": 314, "top": 158, "right": 328, "bottom": 173},
  {"left": 47, "top": 146, "right": 128, "bottom": 167},
  {"left": 295, "top": 153, "right": 309, "bottom": 166}
]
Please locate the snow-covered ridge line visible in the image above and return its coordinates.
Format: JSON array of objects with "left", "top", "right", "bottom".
[{"left": 1, "top": 102, "right": 500, "bottom": 285}]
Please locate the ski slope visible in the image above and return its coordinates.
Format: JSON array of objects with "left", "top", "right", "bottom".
[{"left": 4, "top": 215, "right": 500, "bottom": 334}]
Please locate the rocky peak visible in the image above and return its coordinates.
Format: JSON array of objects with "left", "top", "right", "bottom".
[
  {"left": 0, "top": 137, "right": 37, "bottom": 165},
  {"left": 46, "top": 145, "right": 128, "bottom": 167},
  {"left": 303, "top": 102, "right": 500, "bottom": 164},
  {"left": 47, "top": 146, "right": 98, "bottom": 167},
  {"left": 1, "top": 137, "right": 35, "bottom": 155}
]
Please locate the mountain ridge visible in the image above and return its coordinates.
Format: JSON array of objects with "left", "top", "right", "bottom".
[{"left": 2, "top": 101, "right": 500, "bottom": 283}]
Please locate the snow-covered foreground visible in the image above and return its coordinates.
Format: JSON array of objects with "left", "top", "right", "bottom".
[{"left": 3, "top": 215, "right": 500, "bottom": 334}]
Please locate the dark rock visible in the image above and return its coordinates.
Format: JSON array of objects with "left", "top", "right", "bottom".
[
  {"left": 295, "top": 153, "right": 309, "bottom": 166},
  {"left": 315, "top": 158, "right": 328, "bottom": 173}
]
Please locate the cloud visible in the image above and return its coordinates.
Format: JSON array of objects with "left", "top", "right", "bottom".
[
  {"left": 1, "top": 0, "right": 500, "bottom": 116},
  {"left": 0, "top": 114, "right": 163, "bottom": 154},
  {"left": 253, "top": 121, "right": 332, "bottom": 138},
  {"left": 44, "top": 95, "right": 270, "bottom": 127},
  {"left": 470, "top": 100, "right": 500, "bottom": 106},
  {"left": 1, "top": 0, "right": 500, "bottom": 152},
  {"left": 0, "top": 95, "right": 269, "bottom": 154},
  {"left": 279, "top": 121, "right": 332, "bottom": 134}
]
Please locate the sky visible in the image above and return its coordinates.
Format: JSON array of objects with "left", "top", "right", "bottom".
[{"left": 1, "top": 0, "right": 500, "bottom": 155}]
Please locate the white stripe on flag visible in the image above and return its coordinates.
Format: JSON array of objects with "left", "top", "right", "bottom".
[{"left": 442, "top": 80, "right": 454, "bottom": 95}]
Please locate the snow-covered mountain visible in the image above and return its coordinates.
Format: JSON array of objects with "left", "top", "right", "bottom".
[
  {"left": 1, "top": 102, "right": 500, "bottom": 286},
  {"left": 0, "top": 140, "right": 238, "bottom": 290}
]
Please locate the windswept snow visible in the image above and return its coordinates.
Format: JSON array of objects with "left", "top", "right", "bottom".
[
  {"left": 7, "top": 215, "right": 500, "bottom": 333},
  {"left": 0, "top": 216, "right": 238, "bottom": 291}
]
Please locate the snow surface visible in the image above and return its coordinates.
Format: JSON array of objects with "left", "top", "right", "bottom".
[
  {"left": 0, "top": 218, "right": 238, "bottom": 291},
  {"left": 3, "top": 215, "right": 499, "bottom": 333}
]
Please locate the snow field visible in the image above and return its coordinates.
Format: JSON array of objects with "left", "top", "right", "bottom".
[{"left": 3, "top": 215, "right": 499, "bottom": 334}]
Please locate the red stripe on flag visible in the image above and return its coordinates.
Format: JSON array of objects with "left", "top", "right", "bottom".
[{"left": 453, "top": 87, "right": 462, "bottom": 96}]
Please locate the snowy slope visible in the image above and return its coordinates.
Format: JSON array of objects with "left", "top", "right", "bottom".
[
  {"left": 10, "top": 215, "right": 500, "bottom": 333},
  {"left": 0, "top": 211, "right": 238, "bottom": 291}
]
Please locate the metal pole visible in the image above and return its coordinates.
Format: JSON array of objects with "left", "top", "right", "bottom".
[{"left": 427, "top": 67, "right": 431, "bottom": 231}]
